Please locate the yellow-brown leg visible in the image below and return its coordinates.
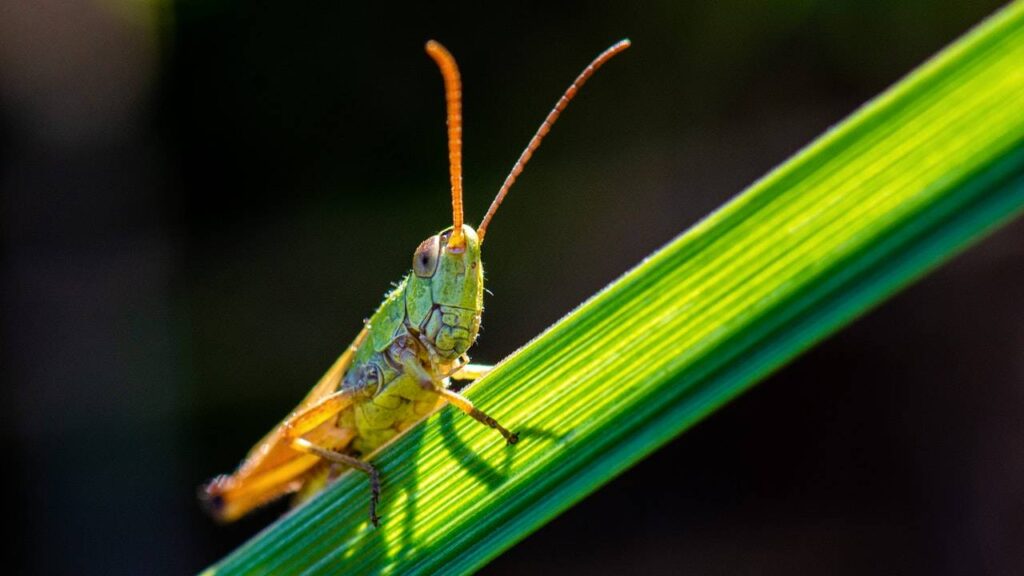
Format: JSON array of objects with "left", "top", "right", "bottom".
[
  {"left": 449, "top": 363, "right": 493, "bottom": 381},
  {"left": 291, "top": 437, "right": 381, "bottom": 526},
  {"left": 401, "top": 352, "right": 517, "bottom": 445},
  {"left": 435, "top": 387, "right": 519, "bottom": 445},
  {"left": 282, "top": 389, "right": 358, "bottom": 441}
]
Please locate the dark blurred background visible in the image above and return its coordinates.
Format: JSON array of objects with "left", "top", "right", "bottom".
[{"left": 2, "top": 1, "right": 1022, "bottom": 574}]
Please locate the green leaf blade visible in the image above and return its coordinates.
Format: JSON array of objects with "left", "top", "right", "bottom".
[{"left": 205, "top": 3, "right": 1024, "bottom": 574}]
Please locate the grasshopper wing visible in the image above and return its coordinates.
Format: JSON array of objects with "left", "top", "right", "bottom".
[{"left": 202, "top": 325, "right": 370, "bottom": 521}]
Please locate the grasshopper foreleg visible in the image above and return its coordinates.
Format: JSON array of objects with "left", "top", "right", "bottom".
[
  {"left": 436, "top": 387, "right": 519, "bottom": 445},
  {"left": 400, "top": 352, "right": 518, "bottom": 445},
  {"left": 291, "top": 437, "right": 381, "bottom": 526},
  {"left": 449, "top": 362, "right": 493, "bottom": 381}
]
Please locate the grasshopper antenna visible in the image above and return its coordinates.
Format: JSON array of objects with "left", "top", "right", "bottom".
[
  {"left": 477, "top": 39, "right": 631, "bottom": 243},
  {"left": 426, "top": 40, "right": 466, "bottom": 251}
]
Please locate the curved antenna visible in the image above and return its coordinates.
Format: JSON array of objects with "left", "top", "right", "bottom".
[
  {"left": 477, "top": 39, "right": 631, "bottom": 243},
  {"left": 425, "top": 40, "right": 466, "bottom": 250}
]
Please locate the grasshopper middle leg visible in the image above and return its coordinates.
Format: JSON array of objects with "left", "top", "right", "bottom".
[{"left": 291, "top": 437, "right": 381, "bottom": 526}]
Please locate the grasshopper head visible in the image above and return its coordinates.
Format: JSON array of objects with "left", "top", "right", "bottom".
[
  {"left": 416, "top": 39, "right": 629, "bottom": 359},
  {"left": 412, "top": 224, "right": 483, "bottom": 310},
  {"left": 407, "top": 224, "right": 483, "bottom": 361}
]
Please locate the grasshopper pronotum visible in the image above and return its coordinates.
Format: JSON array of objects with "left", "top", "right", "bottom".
[{"left": 201, "top": 39, "right": 630, "bottom": 526}]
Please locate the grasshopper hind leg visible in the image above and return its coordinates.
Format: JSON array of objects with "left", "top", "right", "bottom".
[{"left": 291, "top": 438, "right": 382, "bottom": 526}]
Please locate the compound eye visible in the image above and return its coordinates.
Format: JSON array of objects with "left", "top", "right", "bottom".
[{"left": 412, "top": 235, "right": 441, "bottom": 277}]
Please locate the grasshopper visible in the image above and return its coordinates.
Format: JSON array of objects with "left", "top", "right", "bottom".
[{"left": 201, "top": 39, "right": 630, "bottom": 526}]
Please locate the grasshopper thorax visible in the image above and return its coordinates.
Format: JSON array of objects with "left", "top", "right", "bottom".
[{"left": 405, "top": 224, "right": 483, "bottom": 362}]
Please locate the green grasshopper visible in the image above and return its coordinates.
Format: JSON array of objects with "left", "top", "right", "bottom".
[{"left": 201, "top": 39, "right": 630, "bottom": 526}]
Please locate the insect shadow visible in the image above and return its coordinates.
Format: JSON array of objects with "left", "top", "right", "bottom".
[
  {"left": 438, "top": 405, "right": 564, "bottom": 488},
  {"left": 313, "top": 405, "right": 566, "bottom": 571},
  {"left": 310, "top": 423, "right": 432, "bottom": 570}
]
